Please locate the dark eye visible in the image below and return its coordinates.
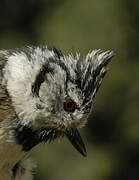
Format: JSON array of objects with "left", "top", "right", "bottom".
[{"left": 63, "top": 97, "right": 77, "bottom": 112}]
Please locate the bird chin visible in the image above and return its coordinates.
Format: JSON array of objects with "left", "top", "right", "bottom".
[
  {"left": 14, "top": 123, "right": 87, "bottom": 157},
  {"left": 39, "top": 127, "right": 87, "bottom": 157}
]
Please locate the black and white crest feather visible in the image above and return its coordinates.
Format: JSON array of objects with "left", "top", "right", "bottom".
[
  {"left": 60, "top": 49, "right": 114, "bottom": 111},
  {"left": 1, "top": 46, "right": 114, "bottom": 157}
]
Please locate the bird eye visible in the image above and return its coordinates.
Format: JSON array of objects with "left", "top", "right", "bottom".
[{"left": 63, "top": 97, "right": 77, "bottom": 112}]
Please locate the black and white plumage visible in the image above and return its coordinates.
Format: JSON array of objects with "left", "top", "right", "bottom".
[{"left": 0, "top": 46, "right": 114, "bottom": 180}]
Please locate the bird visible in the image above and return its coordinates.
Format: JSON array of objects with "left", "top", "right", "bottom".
[{"left": 0, "top": 46, "right": 114, "bottom": 180}]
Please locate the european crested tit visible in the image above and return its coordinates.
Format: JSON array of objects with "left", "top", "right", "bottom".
[{"left": 0, "top": 46, "right": 113, "bottom": 180}]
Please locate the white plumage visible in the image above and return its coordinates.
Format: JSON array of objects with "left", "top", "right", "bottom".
[{"left": 0, "top": 46, "right": 113, "bottom": 180}]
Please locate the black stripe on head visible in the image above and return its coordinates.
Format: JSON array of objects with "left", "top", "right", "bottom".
[
  {"left": 48, "top": 46, "right": 64, "bottom": 59},
  {"left": 75, "top": 60, "right": 82, "bottom": 90},
  {"left": 47, "top": 57, "right": 74, "bottom": 92},
  {"left": 32, "top": 63, "right": 54, "bottom": 96},
  {"left": 75, "top": 51, "right": 114, "bottom": 106},
  {"left": 82, "top": 69, "right": 107, "bottom": 107},
  {"left": 47, "top": 46, "right": 75, "bottom": 89}
]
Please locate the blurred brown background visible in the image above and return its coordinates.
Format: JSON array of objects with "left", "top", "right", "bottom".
[{"left": 0, "top": 0, "right": 139, "bottom": 180}]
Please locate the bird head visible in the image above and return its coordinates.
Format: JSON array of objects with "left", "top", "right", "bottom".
[{"left": 3, "top": 46, "right": 114, "bottom": 156}]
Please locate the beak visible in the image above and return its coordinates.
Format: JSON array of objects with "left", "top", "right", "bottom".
[{"left": 65, "top": 128, "right": 87, "bottom": 157}]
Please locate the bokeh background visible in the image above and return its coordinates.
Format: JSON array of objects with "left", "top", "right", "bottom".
[{"left": 0, "top": 0, "right": 139, "bottom": 179}]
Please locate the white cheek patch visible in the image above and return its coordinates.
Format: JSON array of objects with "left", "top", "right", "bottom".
[
  {"left": 2, "top": 54, "right": 37, "bottom": 124},
  {"left": 4, "top": 54, "right": 40, "bottom": 92},
  {"left": 2, "top": 52, "right": 55, "bottom": 126}
]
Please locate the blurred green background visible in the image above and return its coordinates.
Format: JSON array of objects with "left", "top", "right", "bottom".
[{"left": 0, "top": 0, "right": 139, "bottom": 179}]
